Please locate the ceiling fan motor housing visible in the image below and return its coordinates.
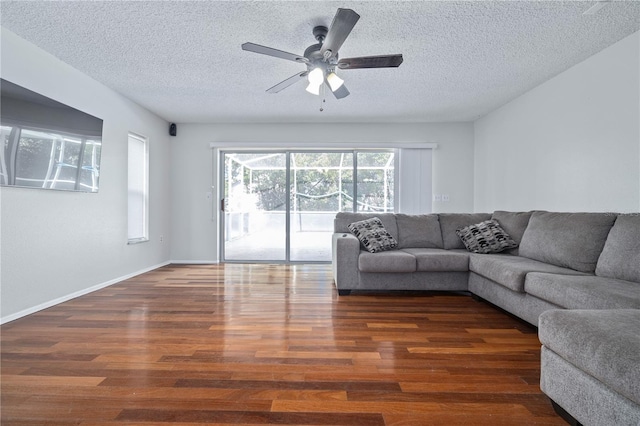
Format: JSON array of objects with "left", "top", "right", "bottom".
[
  {"left": 305, "top": 26, "right": 337, "bottom": 71},
  {"left": 303, "top": 43, "right": 323, "bottom": 62}
]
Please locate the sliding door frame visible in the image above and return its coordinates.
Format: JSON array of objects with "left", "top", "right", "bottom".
[
  {"left": 219, "top": 148, "right": 399, "bottom": 264},
  {"left": 219, "top": 150, "right": 290, "bottom": 263}
]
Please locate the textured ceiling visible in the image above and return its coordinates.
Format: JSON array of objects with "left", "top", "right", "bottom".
[{"left": 1, "top": 1, "right": 639, "bottom": 123}]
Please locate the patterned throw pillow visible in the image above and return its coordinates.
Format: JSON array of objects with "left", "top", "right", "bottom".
[
  {"left": 455, "top": 219, "right": 518, "bottom": 254},
  {"left": 348, "top": 217, "right": 398, "bottom": 253}
]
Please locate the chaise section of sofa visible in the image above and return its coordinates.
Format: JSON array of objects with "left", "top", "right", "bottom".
[
  {"left": 532, "top": 214, "right": 640, "bottom": 426},
  {"left": 539, "top": 309, "right": 640, "bottom": 426}
]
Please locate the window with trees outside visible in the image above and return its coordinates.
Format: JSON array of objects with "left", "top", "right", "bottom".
[{"left": 221, "top": 150, "right": 395, "bottom": 262}]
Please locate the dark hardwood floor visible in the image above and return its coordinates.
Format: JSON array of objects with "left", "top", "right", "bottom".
[{"left": 1, "top": 264, "right": 565, "bottom": 425}]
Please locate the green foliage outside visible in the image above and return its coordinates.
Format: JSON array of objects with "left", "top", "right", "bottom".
[{"left": 225, "top": 151, "right": 394, "bottom": 213}]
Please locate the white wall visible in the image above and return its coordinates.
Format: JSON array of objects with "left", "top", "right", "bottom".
[
  {"left": 0, "top": 28, "right": 172, "bottom": 322},
  {"left": 170, "top": 122, "right": 474, "bottom": 262},
  {"left": 474, "top": 31, "right": 640, "bottom": 213}
]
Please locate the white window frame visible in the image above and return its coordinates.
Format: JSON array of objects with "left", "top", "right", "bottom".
[{"left": 127, "top": 132, "right": 149, "bottom": 244}]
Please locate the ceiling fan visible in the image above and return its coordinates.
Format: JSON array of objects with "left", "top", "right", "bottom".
[{"left": 242, "top": 8, "right": 403, "bottom": 100}]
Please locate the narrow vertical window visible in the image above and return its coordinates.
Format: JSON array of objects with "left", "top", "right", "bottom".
[{"left": 128, "top": 133, "right": 148, "bottom": 243}]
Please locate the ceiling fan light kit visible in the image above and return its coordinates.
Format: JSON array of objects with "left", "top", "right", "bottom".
[{"left": 242, "top": 8, "right": 403, "bottom": 108}]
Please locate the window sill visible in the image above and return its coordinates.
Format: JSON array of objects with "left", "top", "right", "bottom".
[{"left": 128, "top": 238, "right": 149, "bottom": 245}]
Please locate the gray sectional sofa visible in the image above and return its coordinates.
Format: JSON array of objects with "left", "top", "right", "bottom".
[{"left": 331, "top": 210, "right": 640, "bottom": 425}]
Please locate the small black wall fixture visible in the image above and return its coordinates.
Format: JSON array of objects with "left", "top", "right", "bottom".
[{"left": 169, "top": 123, "right": 177, "bottom": 136}]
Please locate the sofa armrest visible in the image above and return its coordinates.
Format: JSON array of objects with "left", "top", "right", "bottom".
[{"left": 332, "top": 232, "right": 360, "bottom": 292}]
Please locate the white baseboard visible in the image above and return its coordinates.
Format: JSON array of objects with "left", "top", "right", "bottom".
[
  {"left": 170, "top": 260, "right": 219, "bottom": 264},
  {"left": 0, "top": 261, "right": 171, "bottom": 325}
]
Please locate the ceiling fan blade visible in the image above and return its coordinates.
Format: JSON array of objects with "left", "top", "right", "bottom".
[
  {"left": 338, "top": 54, "right": 403, "bottom": 69},
  {"left": 320, "top": 8, "right": 360, "bottom": 58},
  {"left": 242, "top": 42, "right": 308, "bottom": 64},
  {"left": 326, "top": 82, "right": 350, "bottom": 99},
  {"left": 266, "top": 71, "right": 309, "bottom": 94}
]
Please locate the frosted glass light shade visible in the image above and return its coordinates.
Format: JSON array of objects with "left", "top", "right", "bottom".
[
  {"left": 305, "top": 82, "right": 320, "bottom": 95},
  {"left": 307, "top": 67, "right": 324, "bottom": 85},
  {"left": 326, "top": 72, "right": 344, "bottom": 91}
]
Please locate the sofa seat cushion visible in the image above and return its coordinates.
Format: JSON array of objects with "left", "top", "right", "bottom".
[
  {"left": 358, "top": 250, "right": 416, "bottom": 273},
  {"left": 401, "top": 248, "right": 469, "bottom": 272},
  {"left": 525, "top": 273, "right": 640, "bottom": 310},
  {"left": 539, "top": 309, "right": 640, "bottom": 405},
  {"left": 469, "top": 254, "right": 588, "bottom": 293}
]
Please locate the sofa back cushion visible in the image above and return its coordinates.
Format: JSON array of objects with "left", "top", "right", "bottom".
[
  {"left": 395, "top": 214, "right": 443, "bottom": 249},
  {"left": 519, "top": 212, "right": 616, "bottom": 273},
  {"left": 438, "top": 213, "right": 492, "bottom": 249},
  {"left": 596, "top": 214, "right": 640, "bottom": 283},
  {"left": 334, "top": 212, "right": 399, "bottom": 240},
  {"left": 491, "top": 211, "right": 534, "bottom": 255}
]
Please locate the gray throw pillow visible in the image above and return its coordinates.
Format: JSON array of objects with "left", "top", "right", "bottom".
[
  {"left": 439, "top": 213, "right": 492, "bottom": 249},
  {"left": 348, "top": 217, "right": 398, "bottom": 253},
  {"left": 456, "top": 219, "right": 518, "bottom": 254}
]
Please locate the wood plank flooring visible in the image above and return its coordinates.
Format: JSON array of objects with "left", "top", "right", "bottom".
[{"left": 1, "top": 264, "right": 565, "bottom": 425}]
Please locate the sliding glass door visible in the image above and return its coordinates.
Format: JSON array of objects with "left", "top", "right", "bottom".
[
  {"left": 289, "top": 152, "right": 353, "bottom": 261},
  {"left": 222, "top": 153, "right": 287, "bottom": 261},
  {"left": 221, "top": 150, "right": 394, "bottom": 263}
]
